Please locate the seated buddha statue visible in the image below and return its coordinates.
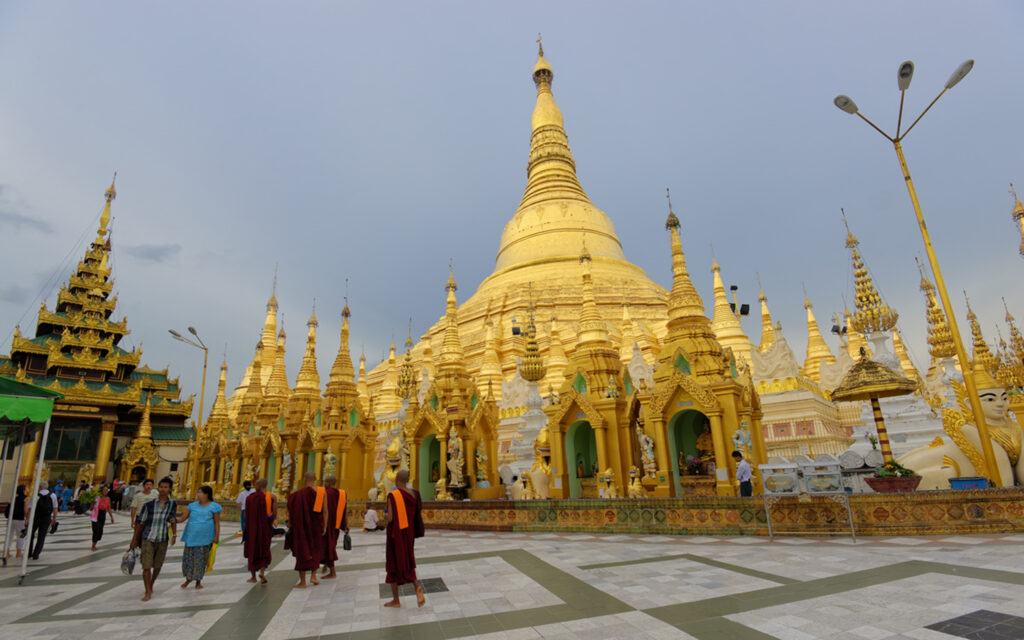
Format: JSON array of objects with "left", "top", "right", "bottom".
[{"left": 898, "top": 363, "right": 1023, "bottom": 489}]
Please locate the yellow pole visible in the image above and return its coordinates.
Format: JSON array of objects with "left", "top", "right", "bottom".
[{"left": 893, "top": 140, "right": 1001, "bottom": 484}]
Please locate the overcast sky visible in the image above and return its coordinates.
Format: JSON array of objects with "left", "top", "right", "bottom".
[{"left": 1, "top": 2, "right": 1021, "bottom": 419}]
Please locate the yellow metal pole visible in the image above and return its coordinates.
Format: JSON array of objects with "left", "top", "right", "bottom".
[{"left": 893, "top": 140, "right": 1001, "bottom": 484}]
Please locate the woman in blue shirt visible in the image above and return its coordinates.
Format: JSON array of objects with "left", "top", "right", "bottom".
[{"left": 176, "top": 485, "right": 222, "bottom": 589}]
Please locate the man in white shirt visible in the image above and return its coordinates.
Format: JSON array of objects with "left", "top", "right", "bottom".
[
  {"left": 732, "top": 451, "right": 753, "bottom": 497},
  {"left": 363, "top": 506, "right": 382, "bottom": 532},
  {"left": 235, "top": 481, "right": 254, "bottom": 537}
]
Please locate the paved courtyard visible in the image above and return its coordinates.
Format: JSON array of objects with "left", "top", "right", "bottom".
[{"left": 2, "top": 513, "right": 1024, "bottom": 639}]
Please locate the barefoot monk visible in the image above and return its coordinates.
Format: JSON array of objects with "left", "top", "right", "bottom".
[
  {"left": 243, "top": 478, "right": 274, "bottom": 584},
  {"left": 286, "top": 471, "right": 325, "bottom": 588},
  {"left": 383, "top": 469, "right": 425, "bottom": 608},
  {"left": 320, "top": 475, "right": 348, "bottom": 580}
]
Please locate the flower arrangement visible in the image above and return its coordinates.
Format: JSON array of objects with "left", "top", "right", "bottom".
[
  {"left": 684, "top": 454, "right": 705, "bottom": 476},
  {"left": 874, "top": 460, "right": 917, "bottom": 478},
  {"left": 864, "top": 431, "right": 878, "bottom": 450}
]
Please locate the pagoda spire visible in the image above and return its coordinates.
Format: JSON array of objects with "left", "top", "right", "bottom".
[
  {"left": 356, "top": 350, "right": 369, "bottom": 413},
  {"left": 709, "top": 256, "right": 753, "bottom": 368},
  {"left": 258, "top": 276, "right": 279, "bottom": 384},
  {"left": 438, "top": 266, "right": 466, "bottom": 369},
  {"left": 545, "top": 316, "right": 569, "bottom": 387},
  {"left": 660, "top": 192, "right": 725, "bottom": 380},
  {"left": 844, "top": 213, "right": 898, "bottom": 335},
  {"left": 377, "top": 339, "right": 401, "bottom": 414},
  {"left": 576, "top": 240, "right": 612, "bottom": 349},
  {"left": 517, "top": 40, "right": 591, "bottom": 213},
  {"left": 205, "top": 360, "right": 230, "bottom": 438},
  {"left": 965, "top": 292, "right": 999, "bottom": 374},
  {"left": 756, "top": 283, "right": 775, "bottom": 353},
  {"left": 478, "top": 317, "right": 502, "bottom": 397},
  {"left": 802, "top": 296, "right": 836, "bottom": 383},
  {"left": 98, "top": 172, "right": 116, "bottom": 238},
  {"left": 494, "top": 42, "right": 628, "bottom": 272},
  {"left": 892, "top": 330, "right": 922, "bottom": 386},
  {"left": 918, "top": 261, "right": 956, "bottom": 361},
  {"left": 521, "top": 304, "right": 546, "bottom": 383},
  {"left": 293, "top": 301, "right": 321, "bottom": 398},
  {"left": 264, "top": 326, "right": 290, "bottom": 404},
  {"left": 236, "top": 341, "right": 264, "bottom": 430},
  {"left": 136, "top": 393, "right": 153, "bottom": 440},
  {"left": 325, "top": 300, "right": 358, "bottom": 410},
  {"left": 1011, "top": 183, "right": 1024, "bottom": 257},
  {"left": 1004, "top": 298, "right": 1024, "bottom": 366}
]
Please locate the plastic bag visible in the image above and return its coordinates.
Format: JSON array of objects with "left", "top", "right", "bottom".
[
  {"left": 206, "top": 542, "right": 218, "bottom": 573},
  {"left": 121, "top": 548, "right": 139, "bottom": 575}
]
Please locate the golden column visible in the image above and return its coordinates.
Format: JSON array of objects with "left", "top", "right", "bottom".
[
  {"left": 93, "top": 417, "right": 117, "bottom": 483},
  {"left": 833, "top": 59, "right": 1001, "bottom": 483}
]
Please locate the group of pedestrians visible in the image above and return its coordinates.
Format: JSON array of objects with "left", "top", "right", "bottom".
[{"left": 5, "top": 470, "right": 429, "bottom": 610}]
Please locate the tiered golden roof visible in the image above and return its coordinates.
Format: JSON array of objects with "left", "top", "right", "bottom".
[
  {"left": 965, "top": 293, "right": 1000, "bottom": 374},
  {"left": 918, "top": 263, "right": 956, "bottom": 360},
  {"left": 293, "top": 303, "right": 321, "bottom": 398},
  {"left": 999, "top": 299, "right": 1024, "bottom": 388},
  {"left": 831, "top": 351, "right": 918, "bottom": 402},
  {"left": 397, "top": 327, "right": 416, "bottom": 400},
  {"left": 844, "top": 216, "right": 898, "bottom": 334},
  {"left": 520, "top": 307, "right": 546, "bottom": 383}
]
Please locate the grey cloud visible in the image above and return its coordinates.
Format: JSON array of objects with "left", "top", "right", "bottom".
[
  {"left": 0, "top": 284, "right": 32, "bottom": 304},
  {"left": 123, "top": 244, "right": 182, "bottom": 263},
  {"left": 0, "top": 184, "right": 52, "bottom": 233}
]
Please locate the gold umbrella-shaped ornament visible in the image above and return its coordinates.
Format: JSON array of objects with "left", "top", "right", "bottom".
[{"left": 830, "top": 348, "right": 917, "bottom": 463}]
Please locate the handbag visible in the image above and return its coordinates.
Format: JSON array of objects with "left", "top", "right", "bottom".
[
  {"left": 49, "top": 521, "right": 59, "bottom": 534},
  {"left": 120, "top": 548, "right": 139, "bottom": 575},
  {"left": 342, "top": 532, "right": 351, "bottom": 551}
]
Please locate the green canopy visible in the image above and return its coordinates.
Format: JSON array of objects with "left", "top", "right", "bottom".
[{"left": 0, "top": 376, "right": 63, "bottom": 438}]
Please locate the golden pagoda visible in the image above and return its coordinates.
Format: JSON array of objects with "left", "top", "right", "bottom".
[
  {"left": 756, "top": 285, "right": 775, "bottom": 353},
  {"left": 364, "top": 43, "right": 669, "bottom": 397},
  {"left": 965, "top": 293, "right": 1000, "bottom": 375},
  {"left": 0, "top": 178, "right": 192, "bottom": 487}
]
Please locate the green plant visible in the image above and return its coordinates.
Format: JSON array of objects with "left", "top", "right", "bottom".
[
  {"left": 79, "top": 487, "right": 99, "bottom": 507},
  {"left": 875, "top": 460, "right": 918, "bottom": 478}
]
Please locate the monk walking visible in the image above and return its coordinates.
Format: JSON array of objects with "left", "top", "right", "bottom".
[
  {"left": 243, "top": 478, "right": 274, "bottom": 584},
  {"left": 320, "top": 475, "right": 349, "bottom": 580},
  {"left": 286, "top": 471, "right": 325, "bottom": 588},
  {"left": 384, "top": 469, "right": 425, "bottom": 608}
]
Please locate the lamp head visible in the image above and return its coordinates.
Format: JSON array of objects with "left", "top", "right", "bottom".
[
  {"left": 945, "top": 59, "right": 974, "bottom": 89},
  {"left": 833, "top": 95, "right": 858, "bottom": 114},
  {"left": 188, "top": 326, "right": 199, "bottom": 337},
  {"left": 168, "top": 329, "right": 183, "bottom": 339},
  {"left": 897, "top": 60, "right": 914, "bottom": 90}
]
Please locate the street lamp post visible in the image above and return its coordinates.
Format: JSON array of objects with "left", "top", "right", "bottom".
[
  {"left": 170, "top": 327, "right": 209, "bottom": 494},
  {"left": 833, "top": 59, "right": 1001, "bottom": 485}
]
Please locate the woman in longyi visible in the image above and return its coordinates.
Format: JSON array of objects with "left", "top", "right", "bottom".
[{"left": 898, "top": 364, "right": 1023, "bottom": 489}]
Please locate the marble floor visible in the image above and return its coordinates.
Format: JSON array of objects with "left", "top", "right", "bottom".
[{"left": 2, "top": 512, "right": 1023, "bottom": 639}]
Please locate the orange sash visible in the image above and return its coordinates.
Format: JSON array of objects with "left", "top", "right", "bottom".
[
  {"left": 313, "top": 486, "right": 325, "bottom": 513},
  {"left": 265, "top": 492, "right": 273, "bottom": 517},
  {"left": 336, "top": 490, "right": 347, "bottom": 529},
  {"left": 389, "top": 489, "right": 409, "bottom": 530}
]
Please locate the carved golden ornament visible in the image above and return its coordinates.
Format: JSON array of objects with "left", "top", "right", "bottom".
[
  {"left": 941, "top": 455, "right": 962, "bottom": 476},
  {"left": 942, "top": 407, "right": 987, "bottom": 476},
  {"left": 648, "top": 367, "right": 721, "bottom": 417},
  {"left": 548, "top": 388, "right": 606, "bottom": 429},
  {"left": 929, "top": 436, "right": 945, "bottom": 448}
]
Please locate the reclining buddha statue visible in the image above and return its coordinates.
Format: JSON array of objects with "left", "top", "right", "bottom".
[{"left": 898, "top": 363, "right": 1023, "bottom": 489}]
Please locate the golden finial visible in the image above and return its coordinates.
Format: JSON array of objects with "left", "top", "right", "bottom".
[
  {"left": 445, "top": 259, "right": 458, "bottom": 292},
  {"left": 537, "top": 32, "right": 543, "bottom": 57},
  {"left": 916, "top": 257, "right": 954, "bottom": 360},
  {"left": 665, "top": 187, "right": 680, "bottom": 230},
  {"left": 308, "top": 299, "right": 318, "bottom": 327},
  {"left": 342, "top": 278, "right": 351, "bottom": 318},
  {"left": 405, "top": 317, "right": 414, "bottom": 349},
  {"left": 267, "top": 265, "right": 279, "bottom": 310},
  {"left": 105, "top": 172, "right": 117, "bottom": 202}
]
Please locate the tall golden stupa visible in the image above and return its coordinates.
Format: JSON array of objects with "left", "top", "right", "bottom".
[{"left": 365, "top": 43, "right": 669, "bottom": 402}]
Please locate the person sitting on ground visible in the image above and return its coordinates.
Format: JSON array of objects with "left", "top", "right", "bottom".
[{"left": 363, "top": 506, "right": 382, "bottom": 532}]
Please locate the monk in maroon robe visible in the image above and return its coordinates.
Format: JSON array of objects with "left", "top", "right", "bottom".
[
  {"left": 286, "top": 471, "right": 325, "bottom": 588},
  {"left": 243, "top": 478, "right": 273, "bottom": 584},
  {"left": 384, "top": 469, "right": 425, "bottom": 608},
  {"left": 320, "top": 475, "right": 349, "bottom": 579}
]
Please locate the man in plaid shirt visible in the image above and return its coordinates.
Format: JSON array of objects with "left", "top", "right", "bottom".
[{"left": 128, "top": 476, "right": 177, "bottom": 602}]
